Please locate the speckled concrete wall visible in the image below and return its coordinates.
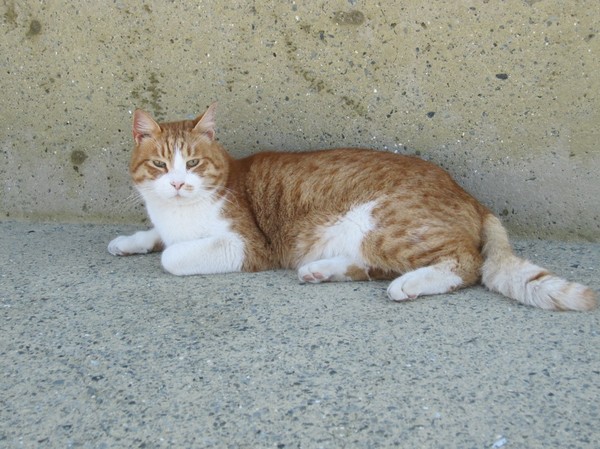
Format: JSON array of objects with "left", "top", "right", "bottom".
[{"left": 1, "top": 1, "right": 599, "bottom": 240}]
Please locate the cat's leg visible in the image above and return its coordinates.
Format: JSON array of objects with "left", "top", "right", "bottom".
[
  {"left": 161, "top": 234, "right": 245, "bottom": 276},
  {"left": 387, "top": 261, "right": 464, "bottom": 301},
  {"left": 108, "top": 228, "right": 163, "bottom": 256},
  {"left": 298, "top": 256, "right": 369, "bottom": 283}
]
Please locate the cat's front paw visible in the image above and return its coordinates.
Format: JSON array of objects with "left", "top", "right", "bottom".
[
  {"left": 108, "top": 235, "right": 138, "bottom": 256},
  {"left": 107, "top": 229, "right": 162, "bottom": 256}
]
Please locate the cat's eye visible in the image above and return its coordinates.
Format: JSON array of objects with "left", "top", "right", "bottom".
[
  {"left": 186, "top": 159, "right": 201, "bottom": 168},
  {"left": 152, "top": 160, "right": 167, "bottom": 169}
]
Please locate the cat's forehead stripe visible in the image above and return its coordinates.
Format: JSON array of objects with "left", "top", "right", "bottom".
[
  {"left": 173, "top": 149, "right": 184, "bottom": 167},
  {"left": 172, "top": 137, "right": 192, "bottom": 156},
  {"left": 156, "top": 137, "right": 189, "bottom": 160}
]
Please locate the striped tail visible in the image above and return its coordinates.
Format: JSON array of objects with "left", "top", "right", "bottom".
[{"left": 480, "top": 214, "right": 596, "bottom": 311}]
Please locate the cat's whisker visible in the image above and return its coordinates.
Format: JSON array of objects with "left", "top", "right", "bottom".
[
  {"left": 113, "top": 191, "right": 144, "bottom": 212},
  {"left": 210, "top": 185, "right": 240, "bottom": 207},
  {"left": 197, "top": 184, "right": 239, "bottom": 207}
]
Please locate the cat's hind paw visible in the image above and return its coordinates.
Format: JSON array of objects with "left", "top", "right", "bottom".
[
  {"left": 299, "top": 267, "right": 329, "bottom": 283},
  {"left": 298, "top": 257, "right": 356, "bottom": 283},
  {"left": 387, "top": 265, "right": 463, "bottom": 301}
]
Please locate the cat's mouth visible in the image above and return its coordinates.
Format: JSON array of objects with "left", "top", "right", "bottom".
[
  {"left": 171, "top": 186, "right": 190, "bottom": 198},
  {"left": 169, "top": 189, "right": 197, "bottom": 202}
]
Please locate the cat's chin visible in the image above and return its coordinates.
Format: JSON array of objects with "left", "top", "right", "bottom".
[
  {"left": 162, "top": 192, "right": 197, "bottom": 203},
  {"left": 138, "top": 188, "right": 196, "bottom": 205},
  {"left": 154, "top": 184, "right": 197, "bottom": 201},
  {"left": 166, "top": 190, "right": 215, "bottom": 206}
]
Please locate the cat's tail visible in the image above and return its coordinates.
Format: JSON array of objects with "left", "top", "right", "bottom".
[{"left": 480, "top": 214, "right": 596, "bottom": 311}]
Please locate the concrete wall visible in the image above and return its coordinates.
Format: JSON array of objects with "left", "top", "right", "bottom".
[{"left": 1, "top": 0, "right": 599, "bottom": 240}]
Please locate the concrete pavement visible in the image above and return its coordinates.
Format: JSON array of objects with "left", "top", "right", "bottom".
[{"left": 1, "top": 221, "right": 599, "bottom": 448}]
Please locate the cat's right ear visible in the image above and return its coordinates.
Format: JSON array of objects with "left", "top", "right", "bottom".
[{"left": 132, "top": 109, "right": 161, "bottom": 144}]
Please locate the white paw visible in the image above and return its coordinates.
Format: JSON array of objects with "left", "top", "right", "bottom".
[
  {"left": 107, "top": 234, "right": 152, "bottom": 256},
  {"left": 387, "top": 272, "right": 423, "bottom": 301},
  {"left": 108, "top": 229, "right": 161, "bottom": 256},
  {"left": 159, "top": 235, "right": 245, "bottom": 276},
  {"left": 108, "top": 236, "right": 135, "bottom": 256},
  {"left": 298, "top": 263, "right": 333, "bottom": 283},
  {"left": 387, "top": 266, "right": 462, "bottom": 301},
  {"left": 298, "top": 258, "right": 352, "bottom": 283}
]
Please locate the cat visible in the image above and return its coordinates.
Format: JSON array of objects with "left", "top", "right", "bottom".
[{"left": 108, "top": 103, "right": 597, "bottom": 311}]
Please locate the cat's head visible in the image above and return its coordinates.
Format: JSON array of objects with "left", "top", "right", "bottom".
[{"left": 129, "top": 103, "right": 230, "bottom": 203}]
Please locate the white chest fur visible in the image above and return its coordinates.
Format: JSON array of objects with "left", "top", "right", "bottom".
[
  {"left": 145, "top": 195, "right": 233, "bottom": 247},
  {"left": 143, "top": 193, "right": 246, "bottom": 275}
]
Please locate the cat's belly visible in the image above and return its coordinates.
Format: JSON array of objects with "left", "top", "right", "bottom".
[{"left": 294, "top": 200, "right": 378, "bottom": 267}]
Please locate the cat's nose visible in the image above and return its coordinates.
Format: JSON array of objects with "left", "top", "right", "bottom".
[{"left": 171, "top": 180, "right": 185, "bottom": 190}]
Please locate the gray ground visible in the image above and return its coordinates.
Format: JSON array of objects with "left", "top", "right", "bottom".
[{"left": 1, "top": 221, "right": 599, "bottom": 449}]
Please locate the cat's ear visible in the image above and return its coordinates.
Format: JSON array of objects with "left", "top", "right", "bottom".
[
  {"left": 132, "top": 109, "right": 161, "bottom": 144},
  {"left": 192, "top": 102, "right": 217, "bottom": 141}
]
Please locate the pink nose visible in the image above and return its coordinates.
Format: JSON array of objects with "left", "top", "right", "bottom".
[{"left": 171, "top": 181, "right": 185, "bottom": 190}]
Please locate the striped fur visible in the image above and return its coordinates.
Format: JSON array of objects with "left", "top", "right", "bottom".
[
  {"left": 108, "top": 103, "right": 597, "bottom": 311},
  {"left": 481, "top": 215, "right": 596, "bottom": 311}
]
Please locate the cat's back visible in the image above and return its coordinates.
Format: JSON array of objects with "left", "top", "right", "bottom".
[
  {"left": 240, "top": 147, "right": 464, "bottom": 202},
  {"left": 245, "top": 147, "right": 425, "bottom": 173}
]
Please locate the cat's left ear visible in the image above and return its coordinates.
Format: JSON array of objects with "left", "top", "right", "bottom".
[
  {"left": 133, "top": 109, "right": 161, "bottom": 145},
  {"left": 193, "top": 102, "right": 218, "bottom": 141}
]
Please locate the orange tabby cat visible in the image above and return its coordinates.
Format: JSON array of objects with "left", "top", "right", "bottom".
[{"left": 108, "top": 103, "right": 596, "bottom": 311}]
